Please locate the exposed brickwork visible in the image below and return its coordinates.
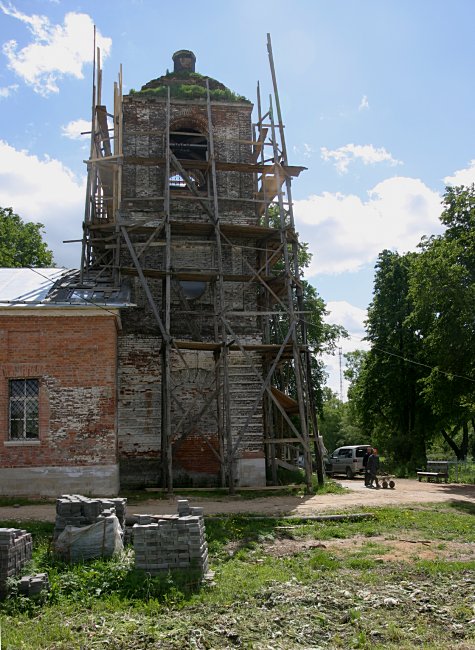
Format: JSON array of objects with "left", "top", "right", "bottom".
[
  {"left": 0, "top": 314, "right": 118, "bottom": 469},
  {"left": 117, "top": 80, "right": 266, "bottom": 487}
]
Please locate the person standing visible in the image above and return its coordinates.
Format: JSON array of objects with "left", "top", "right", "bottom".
[
  {"left": 363, "top": 447, "right": 373, "bottom": 486},
  {"left": 367, "top": 448, "right": 380, "bottom": 488}
]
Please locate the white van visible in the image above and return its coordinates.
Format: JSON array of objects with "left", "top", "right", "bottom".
[{"left": 325, "top": 445, "right": 371, "bottom": 479}]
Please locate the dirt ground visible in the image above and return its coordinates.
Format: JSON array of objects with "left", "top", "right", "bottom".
[
  {"left": 1, "top": 478, "right": 474, "bottom": 521},
  {"left": 257, "top": 534, "right": 475, "bottom": 562}
]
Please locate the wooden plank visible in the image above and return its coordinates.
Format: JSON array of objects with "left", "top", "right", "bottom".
[
  {"left": 251, "top": 127, "right": 268, "bottom": 163},
  {"left": 123, "top": 155, "right": 305, "bottom": 177},
  {"left": 120, "top": 266, "right": 285, "bottom": 284},
  {"left": 275, "top": 458, "right": 300, "bottom": 471},
  {"left": 96, "top": 105, "right": 112, "bottom": 157},
  {"left": 89, "top": 220, "right": 287, "bottom": 242}
]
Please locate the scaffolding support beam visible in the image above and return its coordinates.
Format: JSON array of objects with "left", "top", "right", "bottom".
[{"left": 76, "top": 35, "right": 319, "bottom": 494}]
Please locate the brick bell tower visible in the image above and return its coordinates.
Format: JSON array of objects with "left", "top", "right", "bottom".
[{"left": 79, "top": 38, "right": 316, "bottom": 492}]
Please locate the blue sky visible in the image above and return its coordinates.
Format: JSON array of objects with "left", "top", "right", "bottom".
[{"left": 1, "top": 0, "right": 475, "bottom": 396}]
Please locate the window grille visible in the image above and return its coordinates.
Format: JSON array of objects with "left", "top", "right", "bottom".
[{"left": 9, "top": 379, "right": 39, "bottom": 440}]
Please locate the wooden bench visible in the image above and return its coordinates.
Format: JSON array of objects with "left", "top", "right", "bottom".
[{"left": 417, "top": 461, "right": 449, "bottom": 483}]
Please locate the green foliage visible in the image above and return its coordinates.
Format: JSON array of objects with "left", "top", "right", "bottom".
[
  {"left": 346, "top": 186, "right": 475, "bottom": 465},
  {"left": 0, "top": 206, "right": 54, "bottom": 267},
  {"left": 130, "top": 83, "right": 249, "bottom": 103},
  {"left": 319, "top": 387, "right": 365, "bottom": 452},
  {"left": 1, "top": 506, "right": 475, "bottom": 648},
  {"left": 347, "top": 250, "right": 433, "bottom": 470},
  {"left": 408, "top": 184, "right": 475, "bottom": 458}
]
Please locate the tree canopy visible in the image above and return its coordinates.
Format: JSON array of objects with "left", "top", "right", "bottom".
[
  {"left": 0, "top": 207, "right": 54, "bottom": 267},
  {"left": 346, "top": 185, "right": 475, "bottom": 468}
]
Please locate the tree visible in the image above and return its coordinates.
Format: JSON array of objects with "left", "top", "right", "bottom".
[
  {"left": 319, "top": 386, "right": 364, "bottom": 453},
  {"left": 346, "top": 250, "right": 434, "bottom": 470},
  {"left": 347, "top": 186, "right": 475, "bottom": 467},
  {"left": 408, "top": 185, "right": 475, "bottom": 459},
  {"left": 0, "top": 206, "right": 54, "bottom": 267}
]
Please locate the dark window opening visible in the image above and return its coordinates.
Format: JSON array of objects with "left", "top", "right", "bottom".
[
  {"left": 169, "top": 128, "right": 207, "bottom": 162},
  {"left": 9, "top": 379, "right": 39, "bottom": 440},
  {"left": 179, "top": 281, "right": 207, "bottom": 300}
]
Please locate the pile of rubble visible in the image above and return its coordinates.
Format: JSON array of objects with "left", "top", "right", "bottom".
[{"left": 132, "top": 500, "right": 208, "bottom": 575}]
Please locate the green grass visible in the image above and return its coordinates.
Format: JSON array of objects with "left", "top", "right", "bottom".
[
  {"left": 0, "top": 504, "right": 474, "bottom": 648},
  {"left": 0, "top": 496, "right": 54, "bottom": 507}
]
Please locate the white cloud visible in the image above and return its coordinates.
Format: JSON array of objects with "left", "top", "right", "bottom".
[
  {"left": 444, "top": 160, "right": 475, "bottom": 187},
  {"left": 295, "top": 176, "right": 443, "bottom": 275},
  {"left": 293, "top": 143, "right": 314, "bottom": 159},
  {"left": 321, "top": 301, "right": 369, "bottom": 400},
  {"left": 358, "top": 95, "right": 369, "bottom": 111},
  {"left": 0, "top": 140, "right": 85, "bottom": 267},
  {"left": 0, "top": 3, "right": 112, "bottom": 95},
  {"left": 62, "top": 118, "right": 91, "bottom": 140},
  {"left": 321, "top": 143, "right": 402, "bottom": 174},
  {"left": 0, "top": 83, "right": 18, "bottom": 97}
]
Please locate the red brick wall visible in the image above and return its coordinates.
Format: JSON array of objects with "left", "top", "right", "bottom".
[
  {"left": 173, "top": 433, "right": 221, "bottom": 475},
  {"left": 0, "top": 313, "right": 118, "bottom": 468}
]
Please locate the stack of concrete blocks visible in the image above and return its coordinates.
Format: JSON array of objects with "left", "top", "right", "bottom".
[
  {"left": 54, "top": 494, "right": 127, "bottom": 562},
  {"left": 0, "top": 528, "right": 33, "bottom": 595},
  {"left": 18, "top": 573, "right": 50, "bottom": 597},
  {"left": 133, "top": 500, "right": 208, "bottom": 576},
  {"left": 54, "top": 494, "right": 127, "bottom": 540}
]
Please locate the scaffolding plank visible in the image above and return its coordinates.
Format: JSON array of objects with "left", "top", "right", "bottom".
[
  {"left": 120, "top": 266, "right": 288, "bottom": 285},
  {"left": 251, "top": 127, "right": 268, "bottom": 163},
  {"left": 96, "top": 105, "right": 112, "bottom": 157},
  {"left": 123, "top": 155, "right": 305, "bottom": 177}
]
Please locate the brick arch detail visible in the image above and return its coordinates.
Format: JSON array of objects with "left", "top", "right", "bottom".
[{"left": 169, "top": 115, "right": 208, "bottom": 135}]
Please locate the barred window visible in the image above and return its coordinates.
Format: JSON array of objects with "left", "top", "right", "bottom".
[{"left": 9, "top": 379, "right": 39, "bottom": 440}]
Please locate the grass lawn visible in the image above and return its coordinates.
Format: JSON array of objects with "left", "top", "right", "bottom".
[{"left": 0, "top": 502, "right": 474, "bottom": 649}]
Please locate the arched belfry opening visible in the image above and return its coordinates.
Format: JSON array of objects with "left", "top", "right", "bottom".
[
  {"left": 170, "top": 127, "right": 207, "bottom": 162},
  {"left": 79, "top": 37, "right": 320, "bottom": 495},
  {"left": 169, "top": 117, "right": 208, "bottom": 192}
]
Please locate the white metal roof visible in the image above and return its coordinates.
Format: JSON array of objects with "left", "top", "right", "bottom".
[{"left": 0, "top": 268, "right": 69, "bottom": 304}]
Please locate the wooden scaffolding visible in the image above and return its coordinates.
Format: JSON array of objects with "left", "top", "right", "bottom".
[{"left": 78, "top": 34, "right": 323, "bottom": 493}]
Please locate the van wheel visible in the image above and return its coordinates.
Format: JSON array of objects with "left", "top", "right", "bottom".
[{"left": 345, "top": 467, "right": 354, "bottom": 479}]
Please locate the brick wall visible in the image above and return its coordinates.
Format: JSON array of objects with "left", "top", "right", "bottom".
[
  {"left": 122, "top": 96, "right": 255, "bottom": 222},
  {"left": 116, "top": 92, "right": 266, "bottom": 487},
  {"left": 0, "top": 312, "right": 118, "bottom": 469}
]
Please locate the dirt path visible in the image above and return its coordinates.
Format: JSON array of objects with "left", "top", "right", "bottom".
[{"left": 1, "top": 478, "right": 474, "bottom": 522}]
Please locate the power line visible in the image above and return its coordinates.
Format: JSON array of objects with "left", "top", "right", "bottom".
[{"left": 343, "top": 332, "right": 475, "bottom": 384}]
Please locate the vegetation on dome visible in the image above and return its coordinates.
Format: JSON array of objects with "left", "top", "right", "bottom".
[{"left": 128, "top": 70, "right": 251, "bottom": 103}]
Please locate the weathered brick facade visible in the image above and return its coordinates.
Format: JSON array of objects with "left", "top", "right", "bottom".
[
  {"left": 0, "top": 310, "right": 119, "bottom": 495},
  {"left": 117, "top": 67, "right": 267, "bottom": 487},
  {"left": 0, "top": 50, "right": 308, "bottom": 495}
]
